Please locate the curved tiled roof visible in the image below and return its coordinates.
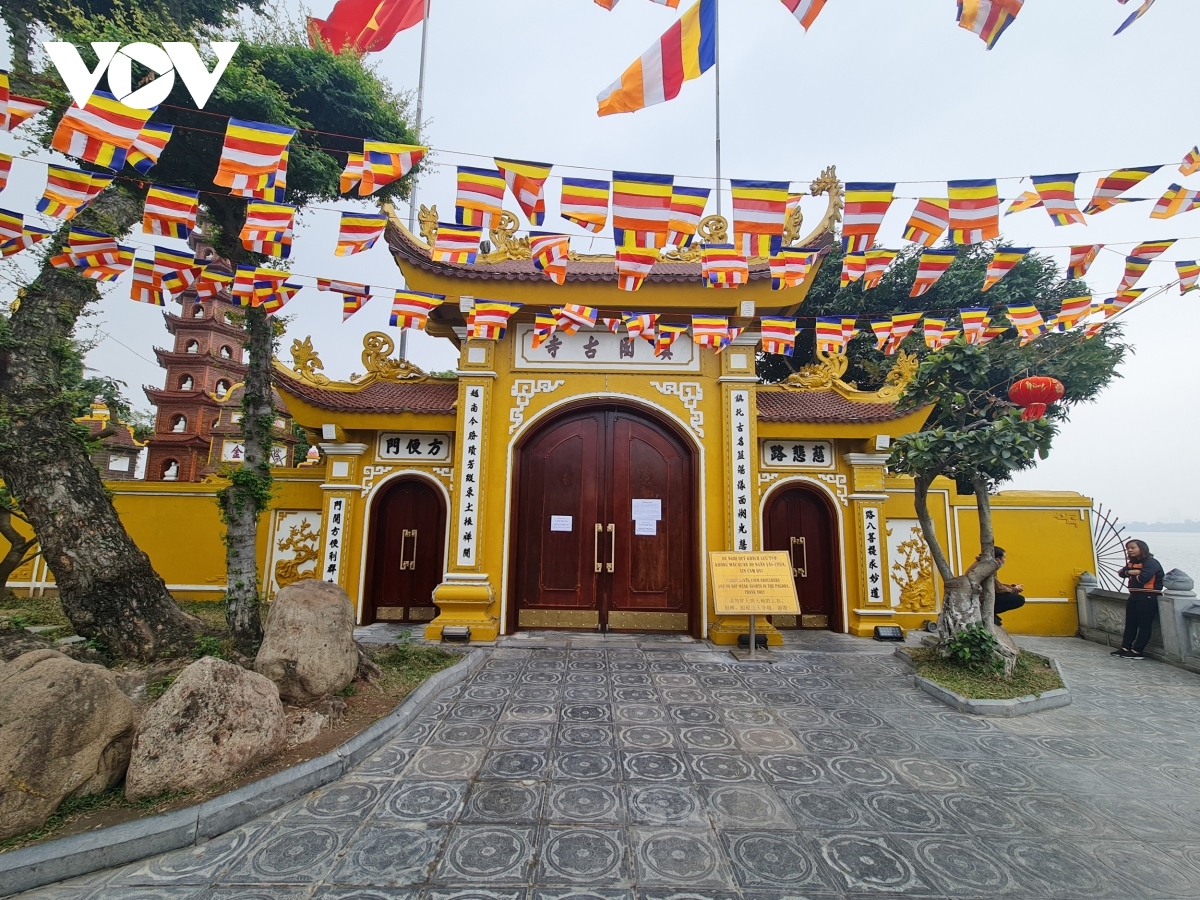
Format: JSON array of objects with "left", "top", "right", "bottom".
[
  {"left": 756, "top": 389, "right": 906, "bottom": 423},
  {"left": 277, "top": 375, "right": 458, "bottom": 415}
]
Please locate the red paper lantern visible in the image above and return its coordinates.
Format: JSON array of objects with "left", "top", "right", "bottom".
[{"left": 1008, "top": 376, "right": 1065, "bottom": 421}]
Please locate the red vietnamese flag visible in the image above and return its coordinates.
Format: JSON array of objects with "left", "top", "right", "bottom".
[{"left": 309, "top": 0, "right": 424, "bottom": 54}]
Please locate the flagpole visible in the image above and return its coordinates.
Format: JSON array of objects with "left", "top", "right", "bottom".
[
  {"left": 402, "top": 0, "right": 431, "bottom": 361},
  {"left": 713, "top": 0, "right": 722, "bottom": 218}
]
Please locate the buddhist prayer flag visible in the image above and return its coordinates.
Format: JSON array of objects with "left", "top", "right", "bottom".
[
  {"left": 779, "top": 0, "right": 829, "bottom": 30},
  {"left": 0, "top": 71, "right": 7, "bottom": 132},
  {"left": 153, "top": 246, "right": 203, "bottom": 293},
  {"left": 50, "top": 228, "right": 120, "bottom": 270},
  {"left": 862, "top": 249, "right": 898, "bottom": 291},
  {"left": 340, "top": 152, "right": 364, "bottom": 194},
  {"left": 468, "top": 301, "right": 523, "bottom": 340},
  {"left": 730, "top": 179, "right": 788, "bottom": 258},
  {"left": 260, "top": 280, "right": 303, "bottom": 316},
  {"left": 554, "top": 304, "right": 598, "bottom": 335},
  {"left": 1052, "top": 295, "right": 1093, "bottom": 331},
  {"left": 495, "top": 158, "right": 552, "bottom": 226},
  {"left": 455, "top": 166, "right": 506, "bottom": 230},
  {"left": 666, "top": 185, "right": 711, "bottom": 247},
  {"left": 956, "top": 0, "right": 1024, "bottom": 49},
  {"left": 1084, "top": 165, "right": 1160, "bottom": 215},
  {"left": 922, "top": 318, "right": 946, "bottom": 350},
  {"left": 1180, "top": 147, "right": 1200, "bottom": 177},
  {"left": 623, "top": 312, "right": 657, "bottom": 342},
  {"left": 770, "top": 247, "right": 817, "bottom": 291},
  {"left": 959, "top": 307, "right": 990, "bottom": 344},
  {"left": 597, "top": 0, "right": 716, "bottom": 116},
  {"left": 5, "top": 94, "right": 48, "bottom": 133},
  {"left": 815, "top": 316, "right": 854, "bottom": 353},
  {"left": 1006, "top": 303, "right": 1046, "bottom": 345},
  {"left": 230, "top": 264, "right": 257, "bottom": 306},
  {"left": 336, "top": 211, "right": 388, "bottom": 256},
  {"left": 317, "top": 278, "right": 372, "bottom": 321},
  {"left": 1067, "top": 244, "right": 1102, "bottom": 280},
  {"left": 1004, "top": 190, "right": 1042, "bottom": 216},
  {"left": 868, "top": 319, "right": 892, "bottom": 352},
  {"left": 214, "top": 119, "right": 296, "bottom": 188},
  {"left": 615, "top": 246, "right": 660, "bottom": 291},
  {"left": 910, "top": 248, "right": 957, "bottom": 297},
  {"left": 982, "top": 247, "right": 1029, "bottom": 291},
  {"left": 840, "top": 251, "right": 866, "bottom": 288},
  {"left": 193, "top": 267, "right": 232, "bottom": 299},
  {"left": 130, "top": 259, "right": 164, "bottom": 306},
  {"left": 431, "top": 222, "right": 482, "bottom": 265},
  {"left": 232, "top": 149, "right": 288, "bottom": 202},
  {"left": 948, "top": 179, "right": 1000, "bottom": 244},
  {"left": 560, "top": 178, "right": 610, "bottom": 233},
  {"left": 50, "top": 91, "right": 154, "bottom": 170},
  {"left": 903, "top": 198, "right": 950, "bottom": 248},
  {"left": 601, "top": 317, "right": 623, "bottom": 333},
  {"left": 1114, "top": 0, "right": 1156, "bottom": 35},
  {"left": 390, "top": 290, "right": 444, "bottom": 330},
  {"left": 979, "top": 323, "right": 1009, "bottom": 344},
  {"left": 361, "top": 142, "right": 425, "bottom": 196},
  {"left": 701, "top": 243, "right": 748, "bottom": 288},
  {"left": 691, "top": 315, "right": 730, "bottom": 349},
  {"left": 1150, "top": 184, "right": 1200, "bottom": 220},
  {"left": 0, "top": 153, "right": 10, "bottom": 193},
  {"left": 612, "top": 171, "right": 674, "bottom": 248},
  {"left": 1117, "top": 255, "right": 1151, "bottom": 293},
  {"left": 654, "top": 323, "right": 688, "bottom": 357},
  {"left": 1129, "top": 239, "right": 1176, "bottom": 261},
  {"left": 760, "top": 317, "right": 798, "bottom": 356},
  {"left": 126, "top": 122, "right": 174, "bottom": 174},
  {"left": 530, "top": 232, "right": 571, "bottom": 285},
  {"left": 143, "top": 185, "right": 200, "bottom": 240},
  {"left": 0, "top": 209, "right": 21, "bottom": 243},
  {"left": 1030, "top": 174, "right": 1085, "bottom": 226},
  {"left": 239, "top": 201, "right": 296, "bottom": 258},
  {"left": 841, "top": 183, "right": 895, "bottom": 253},
  {"left": 884, "top": 313, "right": 923, "bottom": 353},
  {"left": 0, "top": 225, "right": 53, "bottom": 259},
  {"left": 38, "top": 166, "right": 112, "bottom": 219},
  {"left": 531, "top": 312, "right": 558, "bottom": 350},
  {"left": 1176, "top": 260, "right": 1200, "bottom": 293}
]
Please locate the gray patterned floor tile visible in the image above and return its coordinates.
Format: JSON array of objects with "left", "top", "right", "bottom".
[
  {"left": 719, "top": 830, "right": 834, "bottom": 891},
  {"left": 630, "top": 826, "right": 733, "bottom": 888},
  {"left": 434, "top": 825, "right": 537, "bottom": 885},
  {"left": 535, "top": 825, "right": 631, "bottom": 885},
  {"left": 326, "top": 823, "right": 449, "bottom": 886},
  {"left": 381, "top": 780, "right": 469, "bottom": 824}
]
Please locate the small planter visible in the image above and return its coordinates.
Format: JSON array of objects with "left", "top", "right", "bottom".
[{"left": 894, "top": 646, "right": 1071, "bottom": 717}]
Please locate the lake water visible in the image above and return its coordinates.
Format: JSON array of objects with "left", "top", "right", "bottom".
[{"left": 1126, "top": 532, "right": 1200, "bottom": 582}]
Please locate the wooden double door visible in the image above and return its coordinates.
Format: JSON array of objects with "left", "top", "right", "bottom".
[
  {"left": 511, "top": 405, "right": 697, "bottom": 635},
  {"left": 763, "top": 484, "right": 842, "bottom": 630},
  {"left": 365, "top": 477, "right": 446, "bottom": 624}
]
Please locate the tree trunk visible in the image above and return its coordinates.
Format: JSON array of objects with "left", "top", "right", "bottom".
[
  {"left": 0, "top": 506, "right": 38, "bottom": 588},
  {"left": 219, "top": 305, "right": 273, "bottom": 653},
  {"left": 971, "top": 478, "right": 1017, "bottom": 677},
  {"left": 0, "top": 191, "right": 204, "bottom": 659},
  {"left": 1, "top": 7, "right": 32, "bottom": 76},
  {"left": 913, "top": 475, "right": 982, "bottom": 642}
]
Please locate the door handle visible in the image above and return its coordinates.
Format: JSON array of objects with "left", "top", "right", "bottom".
[
  {"left": 790, "top": 536, "right": 807, "bottom": 578},
  {"left": 607, "top": 524, "right": 615, "bottom": 573},
  {"left": 594, "top": 523, "right": 603, "bottom": 573},
  {"left": 399, "top": 530, "right": 409, "bottom": 570},
  {"left": 407, "top": 528, "right": 418, "bottom": 570},
  {"left": 400, "top": 529, "right": 417, "bottom": 570}
]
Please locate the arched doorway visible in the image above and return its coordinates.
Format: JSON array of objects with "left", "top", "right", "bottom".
[
  {"left": 364, "top": 476, "right": 447, "bottom": 624},
  {"left": 509, "top": 403, "right": 699, "bottom": 636},
  {"left": 762, "top": 483, "right": 842, "bottom": 631}
]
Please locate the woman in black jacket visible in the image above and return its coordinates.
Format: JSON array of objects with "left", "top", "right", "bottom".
[{"left": 1113, "top": 539, "right": 1165, "bottom": 660}]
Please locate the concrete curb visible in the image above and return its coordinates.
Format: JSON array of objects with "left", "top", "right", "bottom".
[
  {"left": 894, "top": 647, "right": 1072, "bottom": 717},
  {"left": 0, "top": 647, "right": 487, "bottom": 898}
]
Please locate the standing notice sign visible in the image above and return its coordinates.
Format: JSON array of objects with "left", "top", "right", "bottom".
[{"left": 709, "top": 551, "right": 801, "bottom": 660}]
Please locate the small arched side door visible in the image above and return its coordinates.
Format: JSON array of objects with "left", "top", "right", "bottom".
[
  {"left": 762, "top": 484, "right": 842, "bottom": 630},
  {"left": 364, "top": 477, "right": 446, "bottom": 624}
]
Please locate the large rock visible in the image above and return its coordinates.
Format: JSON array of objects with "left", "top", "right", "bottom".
[
  {"left": 0, "top": 650, "right": 135, "bottom": 840},
  {"left": 255, "top": 579, "right": 357, "bottom": 702},
  {"left": 125, "top": 656, "right": 286, "bottom": 801}
]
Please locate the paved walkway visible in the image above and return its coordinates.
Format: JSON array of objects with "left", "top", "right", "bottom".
[{"left": 21, "top": 634, "right": 1200, "bottom": 899}]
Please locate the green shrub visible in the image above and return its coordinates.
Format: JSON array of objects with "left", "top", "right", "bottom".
[
  {"left": 192, "top": 636, "right": 226, "bottom": 660},
  {"left": 941, "top": 622, "right": 1003, "bottom": 673}
]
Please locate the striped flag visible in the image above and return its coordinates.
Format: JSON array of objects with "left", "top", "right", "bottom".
[
  {"left": 1030, "top": 173, "right": 1085, "bottom": 226},
  {"left": 1067, "top": 244, "right": 1102, "bottom": 280},
  {"left": 336, "top": 211, "right": 388, "bottom": 256},
  {"left": 959, "top": 307, "right": 990, "bottom": 344},
  {"left": 560, "top": 178, "right": 610, "bottom": 233},
  {"left": 0, "top": 71, "right": 7, "bottom": 132},
  {"left": 316, "top": 278, "right": 372, "bottom": 321},
  {"left": 361, "top": 142, "right": 425, "bottom": 195},
  {"left": 760, "top": 317, "right": 798, "bottom": 356},
  {"left": 214, "top": 118, "right": 296, "bottom": 188},
  {"left": 769, "top": 247, "right": 817, "bottom": 291},
  {"left": 495, "top": 158, "right": 553, "bottom": 226},
  {"left": 1117, "top": 256, "right": 1152, "bottom": 293},
  {"left": 260, "top": 279, "right": 303, "bottom": 316},
  {"left": 1005, "top": 190, "right": 1043, "bottom": 216},
  {"left": 531, "top": 312, "right": 558, "bottom": 350},
  {"left": 530, "top": 232, "right": 571, "bottom": 285},
  {"left": 666, "top": 185, "right": 711, "bottom": 247},
  {"left": 623, "top": 312, "right": 658, "bottom": 342},
  {"left": 910, "top": 248, "right": 957, "bottom": 297},
  {"left": 654, "top": 322, "right": 689, "bottom": 357},
  {"left": 903, "top": 198, "right": 950, "bottom": 247},
  {"left": 982, "top": 247, "right": 1030, "bottom": 291},
  {"left": 554, "top": 304, "right": 598, "bottom": 335},
  {"left": 153, "top": 246, "right": 203, "bottom": 293},
  {"left": 613, "top": 171, "right": 674, "bottom": 249},
  {"left": 432, "top": 222, "right": 482, "bottom": 264},
  {"left": 979, "top": 323, "right": 1009, "bottom": 345},
  {"left": 702, "top": 243, "right": 749, "bottom": 288},
  {"left": 616, "top": 247, "right": 660, "bottom": 291},
  {"left": 1006, "top": 304, "right": 1046, "bottom": 345},
  {"left": 456, "top": 166, "right": 506, "bottom": 230},
  {"left": 468, "top": 300, "right": 523, "bottom": 340},
  {"left": 691, "top": 315, "right": 730, "bottom": 349},
  {"left": 862, "top": 249, "right": 898, "bottom": 291},
  {"left": 1051, "top": 295, "right": 1093, "bottom": 331},
  {"left": 231, "top": 149, "right": 288, "bottom": 202},
  {"left": 126, "top": 122, "right": 174, "bottom": 174},
  {"left": 1084, "top": 165, "right": 1160, "bottom": 215},
  {"left": 730, "top": 179, "right": 788, "bottom": 258},
  {"left": 1115, "top": 0, "right": 1156, "bottom": 36},
  {"left": 143, "top": 184, "right": 200, "bottom": 239},
  {"left": 130, "top": 259, "right": 164, "bottom": 306},
  {"left": 1177, "top": 261, "right": 1200, "bottom": 294},
  {"left": 194, "top": 267, "right": 233, "bottom": 299},
  {"left": 779, "top": 0, "right": 829, "bottom": 30},
  {"left": 600, "top": 317, "right": 623, "bottom": 333},
  {"left": 840, "top": 251, "right": 867, "bottom": 288},
  {"left": 841, "top": 182, "right": 895, "bottom": 253},
  {"left": 868, "top": 319, "right": 892, "bottom": 352},
  {"left": 0, "top": 153, "right": 9, "bottom": 193},
  {"left": 340, "top": 152, "right": 364, "bottom": 194},
  {"left": 240, "top": 201, "right": 295, "bottom": 258},
  {"left": 230, "top": 264, "right": 257, "bottom": 307},
  {"left": 50, "top": 228, "right": 120, "bottom": 270},
  {"left": 948, "top": 179, "right": 1000, "bottom": 245},
  {"left": 50, "top": 91, "right": 153, "bottom": 170},
  {"left": 5, "top": 94, "right": 48, "bottom": 133},
  {"left": 1150, "top": 184, "right": 1200, "bottom": 220},
  {"left": 38, "top": 166, "right": 112, "bottom": 219},
  {"left": 956, "top": 0, "right": 1024, "bottom": 49},
  {"left": 815, "top": 317, "right": 855, "bottom": 353},
  {"left": 597, "top": 0, "right": 716, "bottom": 116},
  {"left": 0, "top": 208, "right": 21, "bottom": 243},
  {"left": 922, "top": 318, "right": 946, "bottom": 350},
  {"left": 886, "top": 312, "right": 923, "bottom": 354},
  {"left": 1180, "top": 147, "right": 1200, "bottom": 177},
  {"left": 390, "top": 290, "right": 444, "bottom": 329},
  {"left": 1130, "top": 239, "right": 1176, "bottom": 261}
]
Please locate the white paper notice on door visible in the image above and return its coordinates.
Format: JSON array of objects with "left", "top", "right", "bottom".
[
  {"left": 550, "top": 515, "right": 573, "bottom": 532},
  {"left": 632, "top": 499, "right": 662, "bottom": 521},
  {"left": 634, "top": 518, "right": 658, "bottom": 536}
]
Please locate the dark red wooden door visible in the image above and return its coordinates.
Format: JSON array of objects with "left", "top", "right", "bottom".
[
  {"left": 512, "top": 406, "right": 695, "bottom": 635},
  {"left": 366, "top": 478, "right": 445, "bottom": 624},
  {"left": 763, "top": 486, "right": 840, "bottom": 630}
]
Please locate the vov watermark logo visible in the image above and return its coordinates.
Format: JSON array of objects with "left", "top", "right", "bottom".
[{"left": 43, "top": 42, "right": 239, "bottom": 110}]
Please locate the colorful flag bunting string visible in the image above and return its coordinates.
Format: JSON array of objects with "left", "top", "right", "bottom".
[
  {"left": 666, "top": 185, "right": 711, "bottom": 248},
  {"left": 496, "top": 158, "right": 553, "bottom": 226},
  {"left": 560, "top": 178, "right": 610, "bottom": 233},
  {"left": 336, "top": 212, "right": 388, "bottom": 256},
  {"left": 456, "top": 166, "right": 506, "bottom": 230},
  {"left": 1029, "top": 173, "right": 1085, "bottom": 226},
  {"left": 730, "top": 180, "right": 788, "bottom": 259},
  {"left": 530, "top": 232, "right": 571, "bottom": 285},
  {"left": 612, "top": 171, "right": 674, "bottom": 249},
  {"left": 842, "top": 183, "right": 895, "bottom": 253}
]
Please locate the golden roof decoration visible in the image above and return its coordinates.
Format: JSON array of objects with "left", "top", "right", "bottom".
[
  {"left": 783, "top": 348, "right": 918, "bottom": 404},
  {"left": 290, "top": 336, "right": 330, "bottom": 386},
  {"left": 358, "top": 331, "right": 430, "bottom": 382}
]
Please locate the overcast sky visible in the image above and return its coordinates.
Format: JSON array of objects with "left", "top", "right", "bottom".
[{"left": 2, "top": 0, "right": 1198, "bottom": 523}]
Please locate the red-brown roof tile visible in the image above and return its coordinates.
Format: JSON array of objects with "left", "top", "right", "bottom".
[
  {"left": 756, "top": 389, "right": 906, "bottom": 423},
  {"left": 277, "top": 375, "right": 458, "bottom": 415}
]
